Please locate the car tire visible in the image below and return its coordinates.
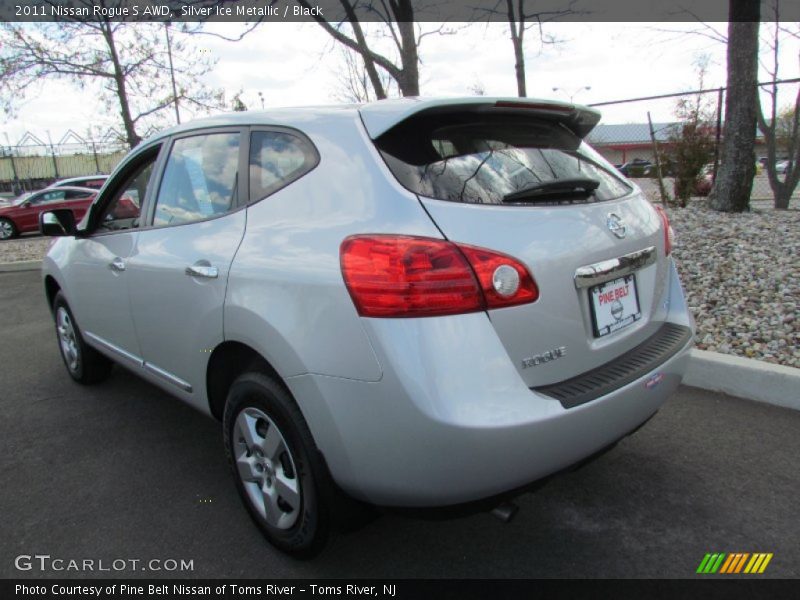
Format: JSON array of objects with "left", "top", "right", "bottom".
[
  {"left": 0, "top": 218, "right": 17, "bottom": 240},
  {"left": 52, "top": 291, "right": 113, "bottom": 384},
  {"left": 223, "top": 372, "right": 330, "bottom": 558}
]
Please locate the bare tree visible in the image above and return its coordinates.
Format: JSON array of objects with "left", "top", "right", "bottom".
[
  {"left": 331, "top": 45, "right": 395, "bottom": 103},
  {"left": 0, "top": 7, "right": 223, "bottom": 148},
  {"left": 756, "top": 10, "right": 800, "bottom": 210},
  {"left": 296, "top": 0, "right": 454, "bottom": 98},
  {"left": 669, "top": 55, "right": 717, "bottom": 207},
  {"left": 478, "top": 0, "right": 582, "bottom": 97},
  {"left": 709, "top": 1, "right": 760, "bottom": 212}
]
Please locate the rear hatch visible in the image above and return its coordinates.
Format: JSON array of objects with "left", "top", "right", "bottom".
[{"left": 363, "top": 99, "right": 670, "bottom": 387}]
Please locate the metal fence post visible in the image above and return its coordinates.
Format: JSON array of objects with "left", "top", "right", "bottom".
[
  {"left": 647, "top": 112, "right": 669, "bottom": 206},
  {"left": 713, "top": 87, "right": 724, "bottom": 182}
]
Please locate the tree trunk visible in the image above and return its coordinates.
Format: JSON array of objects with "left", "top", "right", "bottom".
[
  {"left": 396, "top": 17, "right": 419, "bottom": 96},
  {"left": 709, "top": 4, "right": 759, "bottom": 212},
  {"left": 101, "top": 22, "right": 140, "bottom": 148},
  {"left": 339, "top": 1, "right": 386, "bottom": 100},
  {"left": 507, "top": 0, "right": 526, "bottom": 97}
]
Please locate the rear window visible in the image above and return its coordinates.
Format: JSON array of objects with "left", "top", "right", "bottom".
[{"left": 376, "top": 115, "right": 631, "bottom": 205}]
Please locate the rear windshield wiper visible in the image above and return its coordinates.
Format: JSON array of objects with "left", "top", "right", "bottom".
[{"left": 502, "top": 177, "right": 600, "bottom": 204}]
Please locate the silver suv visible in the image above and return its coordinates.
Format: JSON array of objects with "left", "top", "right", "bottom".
[{"left": 40, "top": 98, "right": 694, "bottom": 557}]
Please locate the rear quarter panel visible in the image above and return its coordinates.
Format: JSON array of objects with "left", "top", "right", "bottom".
[{"left": 224, "top": 112, "right": 443, "bottom": 383}]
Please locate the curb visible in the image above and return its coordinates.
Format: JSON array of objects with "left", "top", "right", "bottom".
[
  {"left": 685, "top": 349, "right": 800, "bottom": 410},
  {"left": 0, "top": 260, "right": 42, "bottom": 273}
]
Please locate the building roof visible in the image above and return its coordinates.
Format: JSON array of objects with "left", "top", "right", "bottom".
[{"left": 586, "top": 122, "right": 678, "bottom": 146}]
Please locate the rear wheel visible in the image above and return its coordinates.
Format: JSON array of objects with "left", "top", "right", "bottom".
[
  {"left": 223, "top": 372, "right": 330, "bottom": 558},
  {"left": 53, "top": 292, "right": 113, "bottom": 384},
  {"left": 0, "top": 218, "right": 17, "bottom": 240}
]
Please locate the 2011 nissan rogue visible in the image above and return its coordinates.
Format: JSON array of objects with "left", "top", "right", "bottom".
[{"left": 40, "top": 97, "right": 694, "bottom": 557}]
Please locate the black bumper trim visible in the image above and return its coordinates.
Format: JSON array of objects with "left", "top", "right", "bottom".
[{"left": 532, "top": 323, "right": 693, "bottom": 409}]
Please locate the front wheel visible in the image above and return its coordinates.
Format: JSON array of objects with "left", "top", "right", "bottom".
[
  {"left": 52, "top": 292, "right": 113, "bottom": 384},
  {"left": 0, "top": 218, "right": 17, "bottom": 240},
  {"left": 223, "top": 372, "right": 330, "bottom": 558}
]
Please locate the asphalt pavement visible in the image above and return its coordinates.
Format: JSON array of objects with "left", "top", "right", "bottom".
[{"left": 1, "top": 269, "right": 798, "bottom": 579}]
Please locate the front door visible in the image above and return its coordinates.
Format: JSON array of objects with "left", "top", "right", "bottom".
[
  {"left": 125, "top": 130, "right": 247, "bottom": 404},
  {"left": 66, "top": 149, "right": 161, "bottom": 366}
]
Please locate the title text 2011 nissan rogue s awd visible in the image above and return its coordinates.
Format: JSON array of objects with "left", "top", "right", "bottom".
[{"left": 40, "top": 97, "right": 694, "bottom": 557}]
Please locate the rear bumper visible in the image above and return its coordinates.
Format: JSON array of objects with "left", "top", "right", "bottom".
[
  {"left": 287, "top": 262, "right": 694, "bottom": 507},
  {"left": 288, "top": 336, "right": 690, "bottom": 506}
]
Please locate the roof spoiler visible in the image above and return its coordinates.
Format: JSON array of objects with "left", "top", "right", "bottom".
[{"left": 359, "top": 97, "right": 602, "bottom": 140}]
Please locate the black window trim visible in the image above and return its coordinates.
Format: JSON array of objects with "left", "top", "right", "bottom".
[
  {"left": 247, "top": 125, "right": 320, "bottom": 206},
  {"left": 82, "top": 141, "right": 166, "bottom": 238}
]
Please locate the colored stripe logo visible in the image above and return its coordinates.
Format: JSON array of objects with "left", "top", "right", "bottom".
[{"left": 697, "top": 553, "right": 773, "bottom": 574}]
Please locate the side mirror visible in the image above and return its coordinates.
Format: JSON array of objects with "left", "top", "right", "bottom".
[{"left": 39, "top": 209, "right": 76, "bottom": 237}]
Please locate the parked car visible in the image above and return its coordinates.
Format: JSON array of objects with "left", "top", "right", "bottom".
[
  {"left": 49, "top": 175, "right": 109, "bottom": 190},
  {"left": 40, "top": 98, "right": 694, "bottom": 557},
  {"left": 0, "top": 186, "right": 96, "bottom": 240},
  {"left": 694, "top": 167, "right": 714, "bottom": 196},
  {"left": 775, "top": 160, "right": 791, "bottom": 175},
  {"left": 617, "top": 158, "right": 653, "bottom": 177}
]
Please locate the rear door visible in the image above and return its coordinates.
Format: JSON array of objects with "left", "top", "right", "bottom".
[
  {"left": 125, "top": 128, "right": 247, "bottom": 400},
  {"left": 371, "top": 105, "right": 670, "bottom": 387},
  {"left": 61, "top": 189, "right": 95, "bottom": 221}
]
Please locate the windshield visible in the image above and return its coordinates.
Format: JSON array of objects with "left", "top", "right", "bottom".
[
  {"left": 12, "top": 193, "right": 32, "bottom": 206},
  {"left": 376, "top": 116, "right": 631, "bottom": 205}
]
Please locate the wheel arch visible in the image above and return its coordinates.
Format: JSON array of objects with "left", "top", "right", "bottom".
[
  {"left": 44, "top": 274, "right": 62, "bottom": 314},
  {"left": 206, "top": 340, "right": 284, "bottom": 421}
]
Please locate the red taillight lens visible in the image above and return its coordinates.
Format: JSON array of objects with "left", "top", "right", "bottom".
[
  {"left": 340, "top": 235, "right": 538, "bottom": 318},
  {"left": 456, "top": 243, "right": 539, "bottom": 308},
  {"left": 654, "top": 205, "right": 674, "bottom": 256}
]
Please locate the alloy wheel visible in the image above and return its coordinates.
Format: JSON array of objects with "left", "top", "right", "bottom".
[
  {"left": 0, "top": 220, "right": 13, "bottom": 240},
  {"left": 56, "top": 306, "right": 80, "bottom": 372},
  {"left": 233, "top": 407, "right": 301, "bottom": 530}
]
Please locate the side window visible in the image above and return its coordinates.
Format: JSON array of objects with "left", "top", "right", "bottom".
[
  {"left": 153, "top": 132, "right": 240, "bottom": 227},
  {"left": 249, "top": 131, "right": 317, "bottom": 202},
  {"left": 64, "top": 190, "right": 90, "bottom": 201},
  {"left": 96, "top": 154, "right": 156, "bottom": 233},
  {"left": 36, "top": 190, "right": 65, "bottom": 205}
]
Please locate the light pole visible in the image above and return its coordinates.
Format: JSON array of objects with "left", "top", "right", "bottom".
[
  {"left": 164, "top": 22, "right": 181, "bottom": 124},
  {"left": 552, "top": 86, "right": 592, "bottom": 102}
]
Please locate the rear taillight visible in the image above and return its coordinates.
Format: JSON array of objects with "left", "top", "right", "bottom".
[
  {"left": 340, "top": 235, "right": 539, "bottom": 318},
  {"left": 654, "top": 205, "right": 674, "bottom": 256}
]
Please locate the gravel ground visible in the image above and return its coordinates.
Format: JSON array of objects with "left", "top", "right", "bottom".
[
  {"left": 0, "top": 235, "right": 51, "bottom": 262},
  {"left": 668, "top": 200, "right": 800, "bottom": 368},
  {"left": 1, "top": 201, "right": 798, "bottom": 368}
]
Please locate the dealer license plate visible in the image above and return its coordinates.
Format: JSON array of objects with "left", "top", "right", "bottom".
[{"left": 590, "top": 274, "right": 641, "bottom": 337}]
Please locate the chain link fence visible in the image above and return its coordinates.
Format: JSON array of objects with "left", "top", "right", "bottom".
[
  {"left": 586, "top": 79, "right": 800, "bottom": 207},
  {"left": 0, "top": 130, "right": 128, "bottom": 194}
]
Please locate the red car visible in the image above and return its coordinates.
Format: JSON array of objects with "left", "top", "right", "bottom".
[{"left": 0, "top": 186, "right": 96, "bottom": 240}]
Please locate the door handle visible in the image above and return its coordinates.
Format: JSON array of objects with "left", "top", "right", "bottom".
[
  {"left": 109, "top": 257, "right": 126, "bottom": 272},
  {"left": 185, "top": 264, "right": 219, "bottom": 279}
]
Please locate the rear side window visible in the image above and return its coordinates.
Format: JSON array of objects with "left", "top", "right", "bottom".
[
  {"left": 249, "top": 131, "right": 318, "bottom": 203},
  {"left": 154, "top": 132, "right": 240, "bottom": 227},
  {"left": 376, "top": 115, "right": 631, "bottom": 205}
]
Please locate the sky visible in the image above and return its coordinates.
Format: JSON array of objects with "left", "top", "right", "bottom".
[{"left": 3, "top": 20, "right": 799, "bottom": 145}]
